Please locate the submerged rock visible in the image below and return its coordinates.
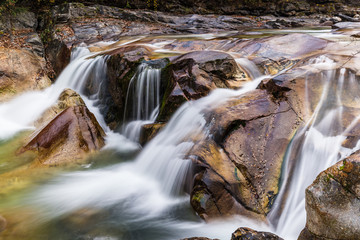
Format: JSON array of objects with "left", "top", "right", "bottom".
[
  {"left": 231, "top": 227, "right": 283, "bottom": 240},
  {"left": 300, "top": 151, "right": 360, "bottom": 239},
  {"left": 0, "top": 48, "right": 51, "bottom": 102},
  {"left": 20, "top": 89, "right": 105, "bottom": 166}
]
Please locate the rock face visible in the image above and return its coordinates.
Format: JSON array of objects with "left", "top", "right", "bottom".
[
  {"left": 231, "top": 227, "right": 283, "bottom": 240},
  {"left": 20, "top": 89, "right": 105, "bottom": 166},
  {"left": 300, "top": 151, "right": 360, "bottom": 239},
  {"left": 0, "top": 47, "right": 51, "bottom": 102},
  {"left": 189, "top": 88, "right": 302, "bottom": 220}
]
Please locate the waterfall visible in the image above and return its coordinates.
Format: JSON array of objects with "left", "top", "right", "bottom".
[
  {"left": 122, "top": 62, "right": 163, "bottom": 142},
  {"left": 268, "top": 57, "right": 360, "bottom": 239}
]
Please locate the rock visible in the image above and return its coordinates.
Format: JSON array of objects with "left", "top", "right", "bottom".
[
  {"left": 231, "top": 227, "right": 283, "bottom": 240},
  {"left": 20, "top": 89, "right": 105, "bottom": 166},
  {"left": 45, "top": 39, "right": 71, "bottom": 79},
  {"left": 0, "top": 215, "right": 6, "bottom": 232},
  {"left": 26, "top": 33, "right": 45, "bottom": 57},
  {"left": 158, "top": 51, "right": 248, "bottom": 122},
  {"left": 140, "top": 123, "right": 165, "bottom": 146},
  {"left": 106, "top": 46, "right": 159, "bottom": 128},
  {"left": 302, "top": 151, "right": 360, "bottom": 239},
  {"left": 189, "top": 88, "right": 302, "bottom": 219},
  {"left": 332, "top": 21, "right": 360, "bottom": 29},
  {"left": 0, "top": 47, "right": 51, "bottom": 102},
  {"left": 34, "top": 88, "right": 85, "bottom": 129}
]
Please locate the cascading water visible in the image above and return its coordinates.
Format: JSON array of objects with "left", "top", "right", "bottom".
[
  {"left": 268, "top": 57, "right": 360, "bottom": 239},
  {"left": 4, "top": 32, "right": 360, "bottom": 240},
  {"left": 22, "top": 48, "right": 274, "bottom": 239},
  {"left": 122, "top": 62, "right": 163, "bottom": 142}
]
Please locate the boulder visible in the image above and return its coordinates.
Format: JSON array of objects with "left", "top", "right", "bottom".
[
  {"left": 106, "top": 47, "right": 168, "bottom": 128},
  {"left": 158, "top": 51, "right": 248, "bottom": 122},
  {"left": 20, "top": 89, "right": 105, "bottom": 166},
  {"left": 0, "top": 48, "right": 51, "bottom": 102},
  {"left": 189, "top": 88, "right": 302, "bottom": 219},
  {"left": 300, "top": 151, "right": 360, "bottom": 239},
  {"left": 231, "top": 227, "right": 283, "bottom": 240}
]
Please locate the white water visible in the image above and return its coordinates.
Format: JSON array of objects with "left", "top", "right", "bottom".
[{"left": 123, "top": 63, "right": 162, "bottom": 142}]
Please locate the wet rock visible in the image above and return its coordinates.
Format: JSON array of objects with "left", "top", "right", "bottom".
[
  {"left": 45, "top": 39, "right": 71, "bottom": 79},
  {"left": 34, "top": 88, "right": 85, "bottom": 129},
  {"left": 0, "top": 215, "right": 6, "bottom": 232},
  {"left": 106, "top": 46, "right": 152, "bottom": 128},
  {"left": 0, "top": 48, "right": 51, "bottom": 102},
  {"left": 140, "top": 123, "right": 165, "bottom": 146},
  {"left": 302, "top": 151, "right": 360, "bottom": 239},
  {"left": 20, "top": 89, "right": 105, "bottom": 166},
  {"left": 158, "top": 51, "right": 247, "bottom": 122},
  {"left": 189, "top": 88, "right": 302, "bottom": 219},
  {"left": 231, "top": 227, "right": 283, "bottom": 240}
]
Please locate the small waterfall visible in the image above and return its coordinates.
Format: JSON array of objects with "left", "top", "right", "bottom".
[
  {"left": 268, "top": 57, "right": 360, "bottom": 239},
  {"left": 122, "top": 61, "right": 163, "bottom": 142}
]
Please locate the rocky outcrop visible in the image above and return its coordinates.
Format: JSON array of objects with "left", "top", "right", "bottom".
[
  {"left": 158, "top": 51, "right": 248, "bottom": 122},
  {"left": 231, "top": 227, "right": 283, "bottom": 240},
  {"left": 0, "top": 47, "right": 51, "bottom": 102},
  {"left": 299, "top": 151, "right": 360, "bottom": 240},
  {"left": 20, "top": 89, "right": 105, "bottom": 166}
]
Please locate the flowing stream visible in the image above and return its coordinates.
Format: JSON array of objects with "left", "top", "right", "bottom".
[{"left": 1, "top": 31, "right": 360, "bottom": 240}]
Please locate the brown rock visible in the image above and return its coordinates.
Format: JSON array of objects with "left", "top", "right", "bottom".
[
  {"left": 158, "top": 50, "right": 248, "bottom": 122},
  {"left": 304, "top": 151, "right": 360, "bottom": 239},
  {"left": 20, "top": 90, "right": 105, "bottom": 166},
  {"left": 34, "top": 88, "right": 85, "bottom": 129},
  {"left": 189, "top": 88, "right": 302, "bottom": 219},
  {"left": 0, "top": 47, "right": 51, "bottom": 102},
  {"left": 140, "top": 123, "right": 165, "bottom": 146},
  {"left": 231, "top": 227, "right": 283, "bottom": 240},
  {"left": 45, "top": 39, "right": 71, "bottom": 79}
]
